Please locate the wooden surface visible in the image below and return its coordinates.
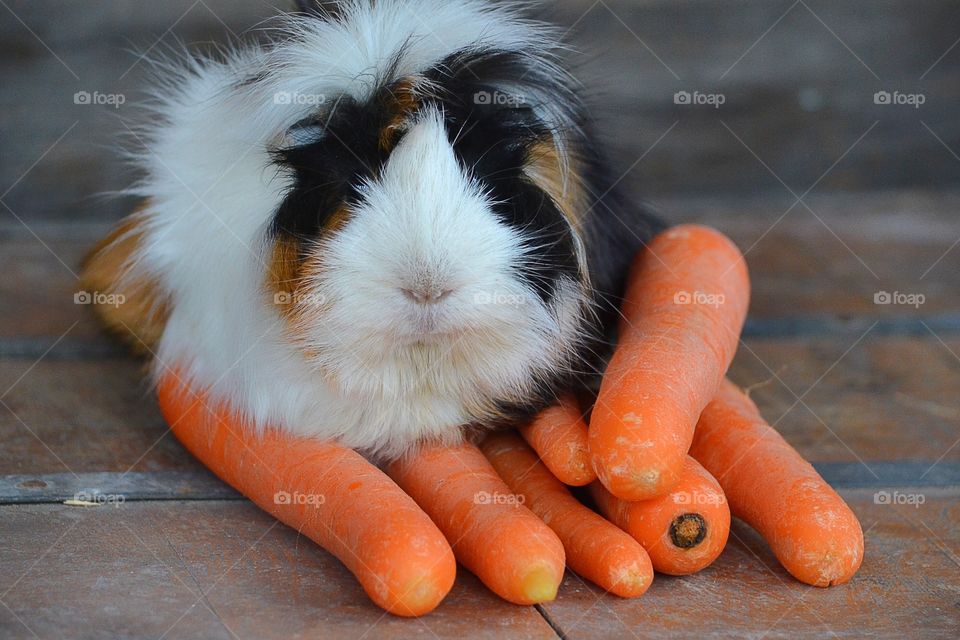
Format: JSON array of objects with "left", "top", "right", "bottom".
[
  {"left": 3, "top": 491, "right": 957, "bottom": 640},
  {"left": 2, "top": 0, "right": 960, "bottom": 638},
  {"left": 540, "top": 490, "right": 960, "bottom": 639},
  {"left": 2, "top": 190, "right": 959, "bottom": 638},
  {"left": 0, "top": 502, "right": 559, "bottom": 640},
  {"left": 2, "top": 0, "right": 960, "bottom": 222}
]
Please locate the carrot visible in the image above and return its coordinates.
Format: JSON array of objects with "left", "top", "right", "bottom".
[
  {"left": 386, "top": 440, "right": 566, "bottom": 605},
  {"left": 589, "top": 224, "right": 749, "bottom": 501},
  {"left": 156, "top": 373, "right": 456, "bottom": 617},
  {"left": 518, "top": 395, "right": 595, "bottom": 486},
  {"left": 480, "top": 431, "right": 653, "bottom": 598},
  {"left": 690, "top": 379, "right": 864, "bottom": 586},
  {"left": 590, "top": 456, "right": 730, "bottom": 576}
]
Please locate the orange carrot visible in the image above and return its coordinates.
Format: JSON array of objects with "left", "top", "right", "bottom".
[
  {"left": 591, "top": 456, "right": 730, "bottom": 576},
  {"left": 519, "top": 395, "right": 595, "bottom": 486},
  {"left": 157, "top": 373, "right": 456, "bottom": 617},
  {"left": 480, "top": 431, "right": 653, "bottom": 598},
  {"left": 589, "top": 224, "right": 749, "bottom": 501},
  {"left": 386, "top": 441, "right": 565, "bottom": 605},
  {"left": 690, "top": 379, "right": 864, "bottom": 586}
]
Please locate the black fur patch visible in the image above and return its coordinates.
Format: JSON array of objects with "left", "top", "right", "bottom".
[
  {"left": 419, "top": 49, "right": 582, "bottom": 302},
  {"left": 270, "top": 93, "right": 397, "bottom": 247},
  {"left": 268, "top": 42, "right": 663, "bottom": 418}
]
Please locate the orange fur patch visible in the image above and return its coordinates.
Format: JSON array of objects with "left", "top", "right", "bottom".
[
  {"left": 523, "top": 140, "right": 590, "bottom": 282},
  {"left": 80, "top": 202, "right": 170, "bottom": 354},
  {"left": 524, "top": 140, "right": 585, "bottom": 232},
  {"left": 267, "top": 235, "right": 303, "bottom": 319},
  {"left": 324, "top": 204, "right": 352, "bottom": 234},
  {"left": 379, "top": 78, "right": 421, "bottom": 153},
  {"left": 272, "top": 241, "right": 337, "bottom": 382}
]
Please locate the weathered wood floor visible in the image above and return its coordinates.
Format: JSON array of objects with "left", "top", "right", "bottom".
[{"left": 2, "top": 190, "right": 959, "bottom": 638}]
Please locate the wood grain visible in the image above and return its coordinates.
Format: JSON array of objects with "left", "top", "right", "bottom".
[
  {"left": 0, "top": 500, "right": 559, "bottom": 640},
  {"left": 2, "top": 492, "right": 956, "bottom": 639},
  {"left": 0, "top": 470, "right": 240, "bottom": 504},
  {"left": 729, "top": 335, "right": 960, "bottom": 465},
  {"left": 539, "top": 489, "right": 960, "bottom": 639},
  {"left": 2, "top": 0, "right": 959, "bottom": 222},
  {"left": 3, "top": 461, "right": 959, "bottom": 505},
  {"left": 658, "top": 190, "right": 960, "bottom": 320},
  {"left": 0, "top": 223, "right": 102, "bottom": 343},
  {"left": 0, "top": 502, "right": 236, "bottom": 640},
  {"left": 0, "top": 359, "right": 195, "bottom": 475}
]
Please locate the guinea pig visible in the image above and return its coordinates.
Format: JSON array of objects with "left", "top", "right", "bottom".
[{"left": 81, "top": 0, "right": 662, "bottom": 460}]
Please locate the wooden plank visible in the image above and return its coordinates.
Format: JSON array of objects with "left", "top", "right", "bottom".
[
  {"left": 0, "top": 223, "right": 109, "bottom": 344},
  {"left": 812, "top": 461, "right": 960, "bottom": 490},
  {"left": 0, "top": 471, "right": 240, "bottom": 504},
  {"left": 167, "top": 502, "right": 560, "bottom": 640},
  {"left": 0, "top": 359, "right": 198, "bottom": 475},
  {"left": 2, "top": 190, "right": 959, "bottom": 350},
  {"left": 658, "top": 190, "right": 960, "bottom": 320},
  {"left": 543, "top": 0, "right": 960, "bottom": 197},
  {"left": 3, "top": 1, "right": 959, "bottom": 218},
  {"left": 0, "top": 500, "right": 558, "bottom": 640},
  {"left": 1, "top": 495, "right": 957, "bottom": 639},
  {"left": 0, "top": 0, "right": 286, "bottom": 223},
  {"left": 0, "top": 503, "right": 234, "bottom": 640},
  {"left": 538, "top": 489, "right": 960, "bottom": 639},
  {"left": 1, "top": 333, "right": 958, "bottom": 476},
  {"left": 4, "top": 460, "right": 959, "bottom": 505},
  {"left": 729, "top": 335, "right": 960, "bottom": 465}
]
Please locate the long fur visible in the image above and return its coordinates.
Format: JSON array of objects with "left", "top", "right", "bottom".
[{"left": 87, "top": 0, "right": 660, "bottom": 460}]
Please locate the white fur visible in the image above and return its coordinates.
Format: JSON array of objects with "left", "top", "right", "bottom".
[{"left": 127, "top": 0, "right": 586, "bottom": 459}]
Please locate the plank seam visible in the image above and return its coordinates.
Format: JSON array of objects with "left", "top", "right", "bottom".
[
  {"left": 3, "top": 464, "right": 959, "bottom": 505},
  {"left": 534, "top": 603, "right": 569, "bottom": 640}
]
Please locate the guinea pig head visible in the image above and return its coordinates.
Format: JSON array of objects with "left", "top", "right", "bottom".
[{"left": 266, "top": 61, "right": 592, "bottom": 417}]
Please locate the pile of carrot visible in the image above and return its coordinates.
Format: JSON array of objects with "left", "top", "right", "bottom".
[{"left": 157, "top": 224, "right": 864, "bottom": 616}]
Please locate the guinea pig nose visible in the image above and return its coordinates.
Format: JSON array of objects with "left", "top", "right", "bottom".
[{"left": 401, "top": 286, "right": 454, "bottom": 304}]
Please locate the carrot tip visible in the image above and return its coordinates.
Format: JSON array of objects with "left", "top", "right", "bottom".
[
  {"left": 395, "top": 577, "right": 447, "bottom": 615},
  {"left": 521, "top": 566, "right": 560, "bottom": 603},
  {"left": 610, "top": 567, "right": 651, "bottom": 596}
]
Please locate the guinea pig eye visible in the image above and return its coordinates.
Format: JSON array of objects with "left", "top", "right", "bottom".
[{"left": 283, "top": 117, "right": 326, "bottom": 147}]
